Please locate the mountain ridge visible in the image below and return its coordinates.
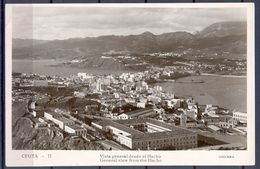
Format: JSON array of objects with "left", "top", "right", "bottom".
[{"left": 13, "top": 21, "right": 247, "bottom": 60}]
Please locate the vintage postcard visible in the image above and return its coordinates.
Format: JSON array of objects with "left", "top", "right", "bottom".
[{"left": 5, "top": 3, "right": 255, "bottom": 166}]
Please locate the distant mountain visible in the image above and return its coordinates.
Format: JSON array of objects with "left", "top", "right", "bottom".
[
  {"left": 157, "top": 31, "right": 197, "bottom": 51},
  {"left": 196, "top": 21, "right": 247, "bottom": 39},
  {"left": 194, "top": 21, "right": 247, "bottom": 58},
  {"left": 12, "top": 21, "right": 247, "bottom": 60},
  {"left": 12, "top": 39, "right": 50, "bottom": 49}
]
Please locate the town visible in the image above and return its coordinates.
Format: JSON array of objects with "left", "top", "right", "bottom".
[
  {"left": 12, "top": 67, "right": 247, "bottom": 150},
  {"left": 63, "top": 50, "right": 247, "bottom": 76}
]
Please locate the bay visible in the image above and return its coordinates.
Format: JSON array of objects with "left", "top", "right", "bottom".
[
  {"left": 157, "top": 75, "right": 247, "bottom": 112},
  {"left": 12, "top": 59, "right": 128, "bottom": 76}
]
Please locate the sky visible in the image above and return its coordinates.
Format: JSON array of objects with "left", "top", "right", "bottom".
[{"left": 11, "top": 5, "right": 247, "bottom": 40}]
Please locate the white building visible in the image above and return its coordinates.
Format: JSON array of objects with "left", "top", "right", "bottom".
[
  {"left": 92, "top": 118, "right": 197, "bottom": 150},
  {"left": 117, "top": 113, "right": 129, "bottom": 120},
  {"left": 136, "top": 102, "right": 146, "bottom": 108},
  {"left": 205, "top": 104, "right": 218, "bottom": 115},
  {"left": 233, "top": 112, "right": 247, "bottom": 123},
  {"left": 74, "top": 91, "right": 86, "bottom": 98},
  {"left": 64, "top": 125, "right": 86, "bottom": 136},
  {"left": 44, "top": 112, "right": 75, "bottom": 130},
  {"left": 77, "top": 73, "right": 94, "bottom": 80}
]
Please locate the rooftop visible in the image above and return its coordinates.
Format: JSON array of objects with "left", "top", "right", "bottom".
[
  {"left": 117, "top": 118, "right": 178, "bottom": 131},
  {"left": 121, "top": 108, "right": 154, "bottom": 117},
  {"left": 132, "top": 129, "right": 195, "bottom": 140},
  {"left": 208, "top": 125, "right": 221, "bottom": 131},
  {"left": 66, "top": 124, "right": 84, "bottom": 130},
  {"left": 96, "top": 118, "right": 196, "bottom": 140},
  {"left": 45, "top": 111, "right": 62, "bottom": 118},
  {"left": 57, "top": 117, "right": 75, "bottom": 124}
]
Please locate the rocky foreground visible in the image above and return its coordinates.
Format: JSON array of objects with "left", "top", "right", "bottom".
[{"left": 12, "top": 101, "right": 103, "bottom": 150}]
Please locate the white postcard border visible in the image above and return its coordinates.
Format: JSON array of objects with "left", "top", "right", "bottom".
[{"left": 5, "top": 3, "right": 255, "bottom": 166}]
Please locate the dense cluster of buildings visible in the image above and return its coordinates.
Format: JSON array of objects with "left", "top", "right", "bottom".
[{"left": 12, "top": 68, "right": 247, "bottom": 150}]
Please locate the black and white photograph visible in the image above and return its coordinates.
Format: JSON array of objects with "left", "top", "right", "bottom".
[{"left": 5, "top": 3, "right": 255, "bottom": 166}]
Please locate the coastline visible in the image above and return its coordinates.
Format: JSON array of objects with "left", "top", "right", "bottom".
[{"left": 201, "top": 73, "right": 246, "bottom": 78}]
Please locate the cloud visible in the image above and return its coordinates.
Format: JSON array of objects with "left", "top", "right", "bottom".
[{"left": 11, "top": 5, "right": 247, "bottom": 40}]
